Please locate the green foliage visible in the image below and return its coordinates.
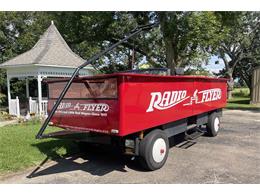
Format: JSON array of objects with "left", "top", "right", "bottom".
[
  {"left": 139, "top": 63, "right": 151, "bottom": 69},
  {"left": 0, "top": 69, "right": 7, "bottom": 106},
  {"left": 184, "top": 67, "right": 212, "bottom": 76},
  {"left": 0, "top": 11, "right": 259, "bottom": 102},
  {"left": 0, "top": 92, "right": 5, "bottom": 105},
  {"left": 50, "top": 11, "right": 227, "bottom": 72},
  {"left": 232, "top": 88, "right": 250, "bottom": 98},
  {"left": 10, "top": 78, "right": 26, "bottom": 101},
  {"left": 158, "top": 12, "right": 226, "bottom": 72},
  {"left": 0, "top": 12, "right": 54, "bottom": 105},
  {"left": 215, "top": 12, "right": 260, "bottom": 92},
  {"left": 226, "top": 88, "right": 260, "bottom": 110},
  {"left": 0, "top": 122, "right": 78, "bottom": 174},
  {"left": 0, "top": 12, "right": 53, "bottom": 61}
]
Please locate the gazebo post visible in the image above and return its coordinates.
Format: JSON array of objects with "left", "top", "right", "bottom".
[
  {"left": 25, "top": 78, "right": 29, "bottom": 98},
  {"left": 37, "top": 75, "right": 42, "bottom": 116},
  {"left": 7, "top": 76, "right": 11, "bottom": 114}
]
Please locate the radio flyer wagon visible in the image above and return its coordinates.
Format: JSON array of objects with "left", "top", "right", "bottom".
[{"left": 36, "top": 23, "right": 227, "bottom": 170}]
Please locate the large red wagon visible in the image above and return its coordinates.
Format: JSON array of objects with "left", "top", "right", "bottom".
[
  {"left": 36, "top": 23, "right": 227, "bottom": 170},
  {"left": 41, "top": 73, "right": 227, "bottom": 170}
]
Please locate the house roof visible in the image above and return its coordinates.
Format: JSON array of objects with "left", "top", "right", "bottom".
[{"left": 0, "top": 22, "right": 87, "bottom": 68}]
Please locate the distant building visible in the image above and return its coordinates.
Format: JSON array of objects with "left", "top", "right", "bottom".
[{"left": 0, "top": 21, "right": 94, "bottom": 116}]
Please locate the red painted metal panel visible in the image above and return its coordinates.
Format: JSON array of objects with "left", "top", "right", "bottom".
[
  {"left": 117, "top": 75, "right": 227, "bottom": 136},
  {"left": 49, "top": 99, "right": 119, "bottom": 134},
  {"left": 48, "top": 73, "right": 227, "bottom": 137},
  {"left": 192, "top": 79, "right": 227, "bottom": 116}
]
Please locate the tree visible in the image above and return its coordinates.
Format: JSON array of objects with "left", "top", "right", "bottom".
[
  {"left": 0, "top": 12, "right": 53, "bottom": 107},
  {"left": 50, "top": 12, "right": 140, "bottom": 72},
  {"left": 157, "top": 12, "right": 226, "bottom": 74},
  {"left": 185, "top": 66, "right": 213, "bottom": 76},
  {"left": 235, "top": 13, "right": 260, "bottom": 92},
  {"left": 51, "top": 12, "right": 225, "bottom": 74},
  {"left": 215, "top": 12, "right": 260, "bottom": 98},
  {"left": 2, "top": 11, "right": 259, "bottom": 106}
]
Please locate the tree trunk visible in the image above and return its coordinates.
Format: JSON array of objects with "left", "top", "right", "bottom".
[
  {"left": 127, "top": 49, "right": 135, "bottom": 70},
  {"left": 227, "top": 70, "right": 234, "bottom": 99},
  {"left": 227, "top": 89, "right": 233, "bottom": 99},
  {"left": 238, "top": 67, "right": 252, "bottom": 96},
  {"left": 165, "top": 39, "right": 176, "bottom": 75},
  {"left": 158, "top": 12, "right": 177, "bottom": 75}
]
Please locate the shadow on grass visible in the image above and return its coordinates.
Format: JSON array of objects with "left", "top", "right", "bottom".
[
  {"left": 228, "top": 99, "right": 250, "bottom": 104},
  {"left": 28, "top": 139, "right": 143, "bottom": 178},
  {"left": 226, "top": 98, "right": 260, "bottom": 111},
  {"left": 27, "top": 133, "right": 192, "bottom": 179},
  {"left": 32, "top": 139, "right": 79, "bottom": 159}
]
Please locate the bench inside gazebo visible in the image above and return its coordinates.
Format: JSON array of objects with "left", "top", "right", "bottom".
[{"left": 0, "top": 21, "right": 94, "bottom": 117}]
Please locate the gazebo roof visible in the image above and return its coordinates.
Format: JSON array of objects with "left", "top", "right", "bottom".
[{"left": 0, "top": 22, "right": 86, "bottom": 68}]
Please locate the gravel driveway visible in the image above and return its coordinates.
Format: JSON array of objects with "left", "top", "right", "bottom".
[{"left": 1, "top": 109, "right": 260, "bottom": 184}]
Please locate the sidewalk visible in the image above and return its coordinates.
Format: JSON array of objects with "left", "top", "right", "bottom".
[{"left": 0, "top": 120, "right": 18, "bottom": 128}]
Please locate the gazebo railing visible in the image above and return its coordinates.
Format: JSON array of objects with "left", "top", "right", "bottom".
[
  {"left": 29, "top": 97, "right": 38, "bottom": 114},
  {"left": 9, "top": 96, "right": 20, "bottom": 117},
  {"left": 41, "top": 100, "right": 48, "bottom": 116},
  {"left": 29, "top": 97, "right": 48, "bottom": 116}
]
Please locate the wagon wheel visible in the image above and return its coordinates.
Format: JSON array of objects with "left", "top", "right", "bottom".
[
  {"left": 206, "top": 112, "right": 220, "bottom": 137},
  {"left": 139, "top": 130, "right": 169, "bottom": 171}
]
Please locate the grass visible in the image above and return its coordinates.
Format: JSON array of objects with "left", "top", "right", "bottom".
[
  {"left": 0, "top": 120, "right": 79, "bottom": 175},
  {"left": 226, "top": 88, "right": 260, "bottom": 110}
]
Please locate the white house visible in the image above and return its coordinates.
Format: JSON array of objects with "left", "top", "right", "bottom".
[{"left": 0, "top": 21, "right": 94, "bottom": 117}]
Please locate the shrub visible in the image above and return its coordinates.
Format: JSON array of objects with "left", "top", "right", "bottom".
[
  {"left": 233, "top": 88, "right": 250, "bottom": 97},
  {"left": 0, "top": 93, "right": 6, "bottom": 105},
  {"left": 0, "top": 111, "right": 13, "bottom": 121}
]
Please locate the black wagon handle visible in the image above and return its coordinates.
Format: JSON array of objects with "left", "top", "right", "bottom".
[{"left": 36, "top": 22, "right": 159, "bottom": 139}]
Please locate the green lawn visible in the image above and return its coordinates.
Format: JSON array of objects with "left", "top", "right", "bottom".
[
  {"left": 226, "top": 88, "right": 260, "bottom": 110},
  {"left": 0, "top": 121, "right": 78, "bottom": 175}
]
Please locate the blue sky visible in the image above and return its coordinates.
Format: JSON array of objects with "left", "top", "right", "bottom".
[{"left": 203, "top": 55, "right": 225, "bottom": 74}]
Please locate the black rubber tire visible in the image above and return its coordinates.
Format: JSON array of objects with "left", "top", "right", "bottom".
[
  {"left": 139, "top": 130, "right": 169, "bottom": 171},
  {"left": 206, "top": 112, "right": 220, "bottom": 137}
]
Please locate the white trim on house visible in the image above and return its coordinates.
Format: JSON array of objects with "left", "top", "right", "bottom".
[
  {"left": 4, "top": 65, "right": 94, "bottom": 79},
  {"left": 35, "top": 64, "right": 95, "bottom": 70},
  {"left": 0, "top": 63, "right": 95, "bottom": 70}
]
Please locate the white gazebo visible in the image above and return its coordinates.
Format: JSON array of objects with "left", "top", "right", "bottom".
[{"left": 0, "top": 21, "right": 94, "bottom": 117}]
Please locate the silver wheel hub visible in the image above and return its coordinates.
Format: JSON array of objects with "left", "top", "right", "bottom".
[
  {"left": 152, "top": 138, "right": 166, "bottom": 163},
  {"left": 214, "top": 117, "right": 220, "bottom": 132}
]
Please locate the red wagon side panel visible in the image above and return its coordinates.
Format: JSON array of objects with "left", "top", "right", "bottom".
[
  {"left": 118, "top": 76, "right": 194, "bottom": 136},
  {"left": 47, "top": 76, "right": 120, "bottom": 134},
  {"left": 118, "top": 74, "right": 227, "bottom": 136},
  {"left": 192, "top": 79, "right": 227, "bottom": 116},
  {"left": 47, "top": 73, "right": 227, "bottom": 137},
  {"left": 48, "top": 99, "right": 119, "bottom": 134}
]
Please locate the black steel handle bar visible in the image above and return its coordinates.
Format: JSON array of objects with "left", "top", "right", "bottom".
[{"left": 36, "top": 22, "right": 159, "bottom": 139}]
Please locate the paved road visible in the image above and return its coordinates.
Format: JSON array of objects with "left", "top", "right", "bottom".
[{"left": 1, "top": 110, "right": 260, "bottom": 183}]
